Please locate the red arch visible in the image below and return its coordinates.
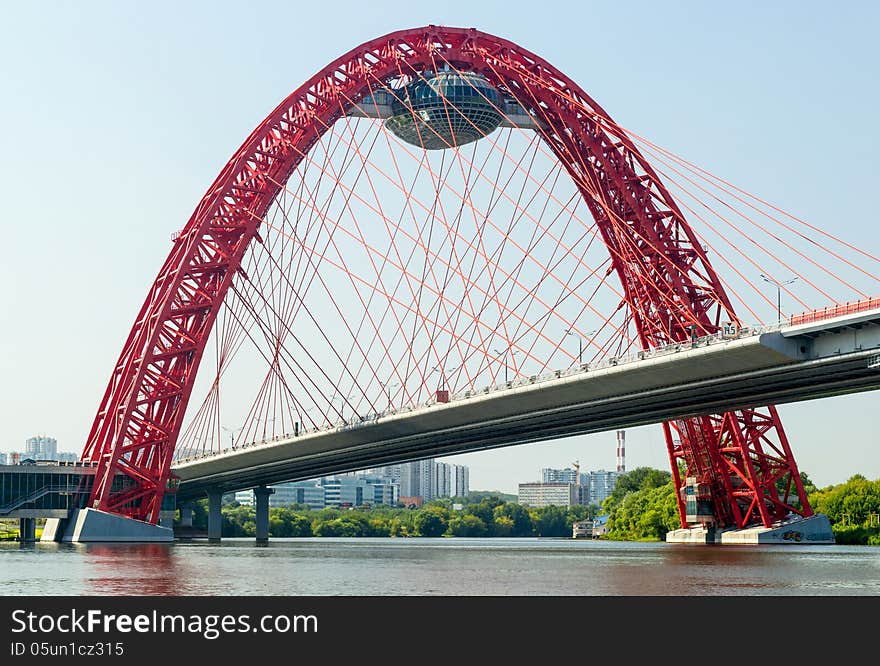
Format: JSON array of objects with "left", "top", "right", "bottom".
[{"left": 82, "top": 25, "right": 810, "bottom": 528}]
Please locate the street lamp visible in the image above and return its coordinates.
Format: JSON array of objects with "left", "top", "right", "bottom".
[
  {"left": 431, "top": 365, "right": 458, "bottom": 403},
  {"left": 381, "top": 381, "right": 400, "bottom": 410},
  {"left": 564, "top": 329, "right": 597, "bottom": 365},
  {"left": 221, "top": 425, "right": 243, "bottom": 449},
  {"left": 492, "top": 348, "right": 519, "bottom": 383},
  {"left": 330, "top": 393, "right": 355, "bottom": 420},
  {"left": 760, "top": 274, "right": 798, "bottom": 324},
  {"left": 431, "top": 365, "right": 459, "bottom": 390}
]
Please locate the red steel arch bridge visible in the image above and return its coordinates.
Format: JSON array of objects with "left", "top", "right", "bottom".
[{"left": 52, "top": 25, "right": 880, "bottom": 542}]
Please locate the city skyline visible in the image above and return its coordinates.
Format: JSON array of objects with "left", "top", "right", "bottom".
[{"left": 1, "top": 2, "right": 878, "bottom": 497}]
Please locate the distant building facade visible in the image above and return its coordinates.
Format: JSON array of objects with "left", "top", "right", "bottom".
[
  {"left": 25, "top": 436, "right": 57, "bottom": 461},
  {"left": 518, "top": 482, "right": 579, "bottom": 508},
  {"left": 230, "top": 459, "right": 467, "bottom": 509},
  {"left": 587, "top": 470, "right": 619, "bottom": 506},
  {"left": 448, "top": 464, "right": 469, "bottom": 498},
  {"left": 0, "top": 453, "right": 6, "bottom": 465},
  {"left": 266, "top": 481, "right": 327, "bottom": 509},
  {"left": 398, "top": 459, "right": 469, "bottom": 501},
  {"left": 542, "top": 467, "right": 582, "bottom": 485},
  {"left": 235, "top": 474, "right": 398, "bottom": 510}
]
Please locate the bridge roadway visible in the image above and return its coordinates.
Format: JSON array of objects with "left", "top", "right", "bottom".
[{"left": 173, "top": 307, "right": 880, "bottom": 501}]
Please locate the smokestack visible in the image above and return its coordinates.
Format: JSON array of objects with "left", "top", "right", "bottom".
[{"left": 616, "top": 430, "right": 625, "bottom": 472}]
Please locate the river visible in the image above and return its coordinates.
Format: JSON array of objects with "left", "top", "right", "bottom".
[{"left": 2, "top": 538, "right": 878, "bottom": 596}]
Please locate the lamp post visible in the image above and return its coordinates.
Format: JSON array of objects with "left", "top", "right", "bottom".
[
  {"left": 492, "top": 348, "right": 518, "bottom": 383},
  {"left": 431, "top": 365, "right": 459, "bottom": 390},
  {"left": 381, "top": 381, "right": 400, "bottom": 410},
  {"left": 564, "top": 331, "right": 582, "bottom": 365},
  {"left": 564, "top": 329, "right": 596, "bottom": 365},
  {"left": 431, "top": 365, "right": 458, "bottom": 403},
  {"left": 221, "top": 425, "right": 243, "bottom": 450},
  {"left": 760, "top": 274, "right": 798, "bottom": 324},
  {"left": 331, "top": 394, "right": 355, "bottom": 421}
]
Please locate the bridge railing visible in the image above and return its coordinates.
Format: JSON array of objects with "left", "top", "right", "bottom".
[
  {"left": 179, "top": 325, "right": 774, "bottom": 461},
  {"left": 789, "top": 296, "right": 880, "bottom": 326}
]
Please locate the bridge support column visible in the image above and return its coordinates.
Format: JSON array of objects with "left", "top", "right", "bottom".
[
  {"left": 19, "top": 518, "right": 36, "bottom": 543},
  {"left": 207, "top": 490, "right": 223, "bottom": 541},
  {"left": 178, "top": 502, "right": 194, "bottom": 528},
  {"left": 254, "top": 486, "right": 274, "bottom": 542}
]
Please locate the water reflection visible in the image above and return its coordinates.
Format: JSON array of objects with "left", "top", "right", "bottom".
[
  {"left": 2, "top": 538, "right": 878, "bottom": 596},
  {"left": 82, "top": 544, "right": 179, "bottom": 596}
]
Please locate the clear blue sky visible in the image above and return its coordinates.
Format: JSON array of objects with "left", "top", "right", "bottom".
[{"left": 1, "top": 1, "right": 877, "bottom": 492}]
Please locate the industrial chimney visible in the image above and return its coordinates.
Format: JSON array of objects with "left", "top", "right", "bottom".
[{"left": 616, "top": 430, "right": 626, "bottom": 472}]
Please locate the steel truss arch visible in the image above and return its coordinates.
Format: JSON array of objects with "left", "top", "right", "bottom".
[{"left": 82, "top": 25, "right": 811, "bottom": 528}]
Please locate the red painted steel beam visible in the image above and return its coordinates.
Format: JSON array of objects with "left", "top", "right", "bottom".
[{"left": 82, "top": 25, "right": 812, "bottom": 528}]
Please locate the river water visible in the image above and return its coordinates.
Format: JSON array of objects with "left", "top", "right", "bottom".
[{"left": 1, "top": 538, "right": 878, "bottom": 596}]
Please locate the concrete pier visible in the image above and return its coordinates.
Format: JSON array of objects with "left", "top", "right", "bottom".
[
  {"left": 41, "top": 509, "right": 172, "bottom": 542},
  {"left": 207, "top": 490, "right": 223, "bottom": 541},
  {"left": 18, "top": 517, "right": 36, "bottom": 542},
  {"left": 254, "top": 486, "right": 274, "bottom": 542},
  {"left": 178, "top": 502, "right": 194, "bottom": 528},
  {"left": 666, "top": 514, "right": 835, "bottom": 544}
]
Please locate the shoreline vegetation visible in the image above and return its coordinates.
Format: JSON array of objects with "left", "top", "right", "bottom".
[
  {"left": 182, "top": 467, "right": 880, "bottom": 545},
  {"left": 3, "top": 469, "right": 878, "bottom": 544}
]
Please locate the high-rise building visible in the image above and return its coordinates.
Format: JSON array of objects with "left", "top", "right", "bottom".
[
  {"left": 25, "top": 436, "right": 57, "bottom": 461},
  {"left": 400, "top": 459, "right": 435, "bottom": 499},
  {"left": 399, "top": 460, "right": 469, "bottom": 501},
  {"left": 448, "top": 464, "right": 469, "bottom": 498},
  {"left": 542, "top": 467, "right": 584, "bottom": 485},
  {"left": 433, "top": 462, "right": 450, "bottom": 498},
  {"left": 587, "top": 470, "right": 619, "bottom": 506},
  {"left": 368, "top": 465, "right": 402, "bottom": 484}
]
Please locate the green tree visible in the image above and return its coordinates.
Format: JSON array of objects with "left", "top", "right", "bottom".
[
  {"left": 493, "top": 503, "right": 534, "bottom": 536},
  {"left": 389, "top": 515, "right": 413, "bottom": 537},
  {"left": 447, "top": 514, "right": 488, "bottom": 537},
  {"left": 465, "top": 497, "right": 504, "bottom": 535},
  {"left": 414, "top": 507, "right": 449, "bottom": 537},
  {"left": 466, "top": 490, "right": 517, "bottom": 503},
  {"left": 268, "top": 508, "right": 312, "bottom": 537},
  {"left": 533, "top": 505, "right": 569, "bottom": 537},
  {"left": 809, "top": 474, "right": 880, "bottom": 544},
  {"left": 604, "top": 467, "right": 672, "bottom": 512},
  {"left": 493, "top": 515, "right": 514, "bottom": 537},
  {"left": 368, "top": 517, "right": 391, "bottom": 537},
  {"left": 605, "top": 482, "right": 679, "bottom": 541}
]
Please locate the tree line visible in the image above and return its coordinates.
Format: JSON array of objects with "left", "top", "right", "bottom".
[
  {"left": 600, "top": 468, "right": 880, "bottom": 544},
  {"left": 180, "top": 469, "right": 880, "bottom": 544},
  {"left": 183, "top": 495, "right": 600, "bottom": 538}
]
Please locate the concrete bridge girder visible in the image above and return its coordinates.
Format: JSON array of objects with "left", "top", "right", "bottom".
[{"left": 173, "top": 314, "right": 880, "bottom": 501}]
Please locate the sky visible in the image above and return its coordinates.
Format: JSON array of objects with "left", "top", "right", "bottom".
[{"left": 0, "top": 1, "right": 878, "bottom": 494}]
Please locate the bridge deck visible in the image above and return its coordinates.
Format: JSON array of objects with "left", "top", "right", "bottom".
[{"left": 173, "top": 311, "right": 880, "bottom": 498}]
